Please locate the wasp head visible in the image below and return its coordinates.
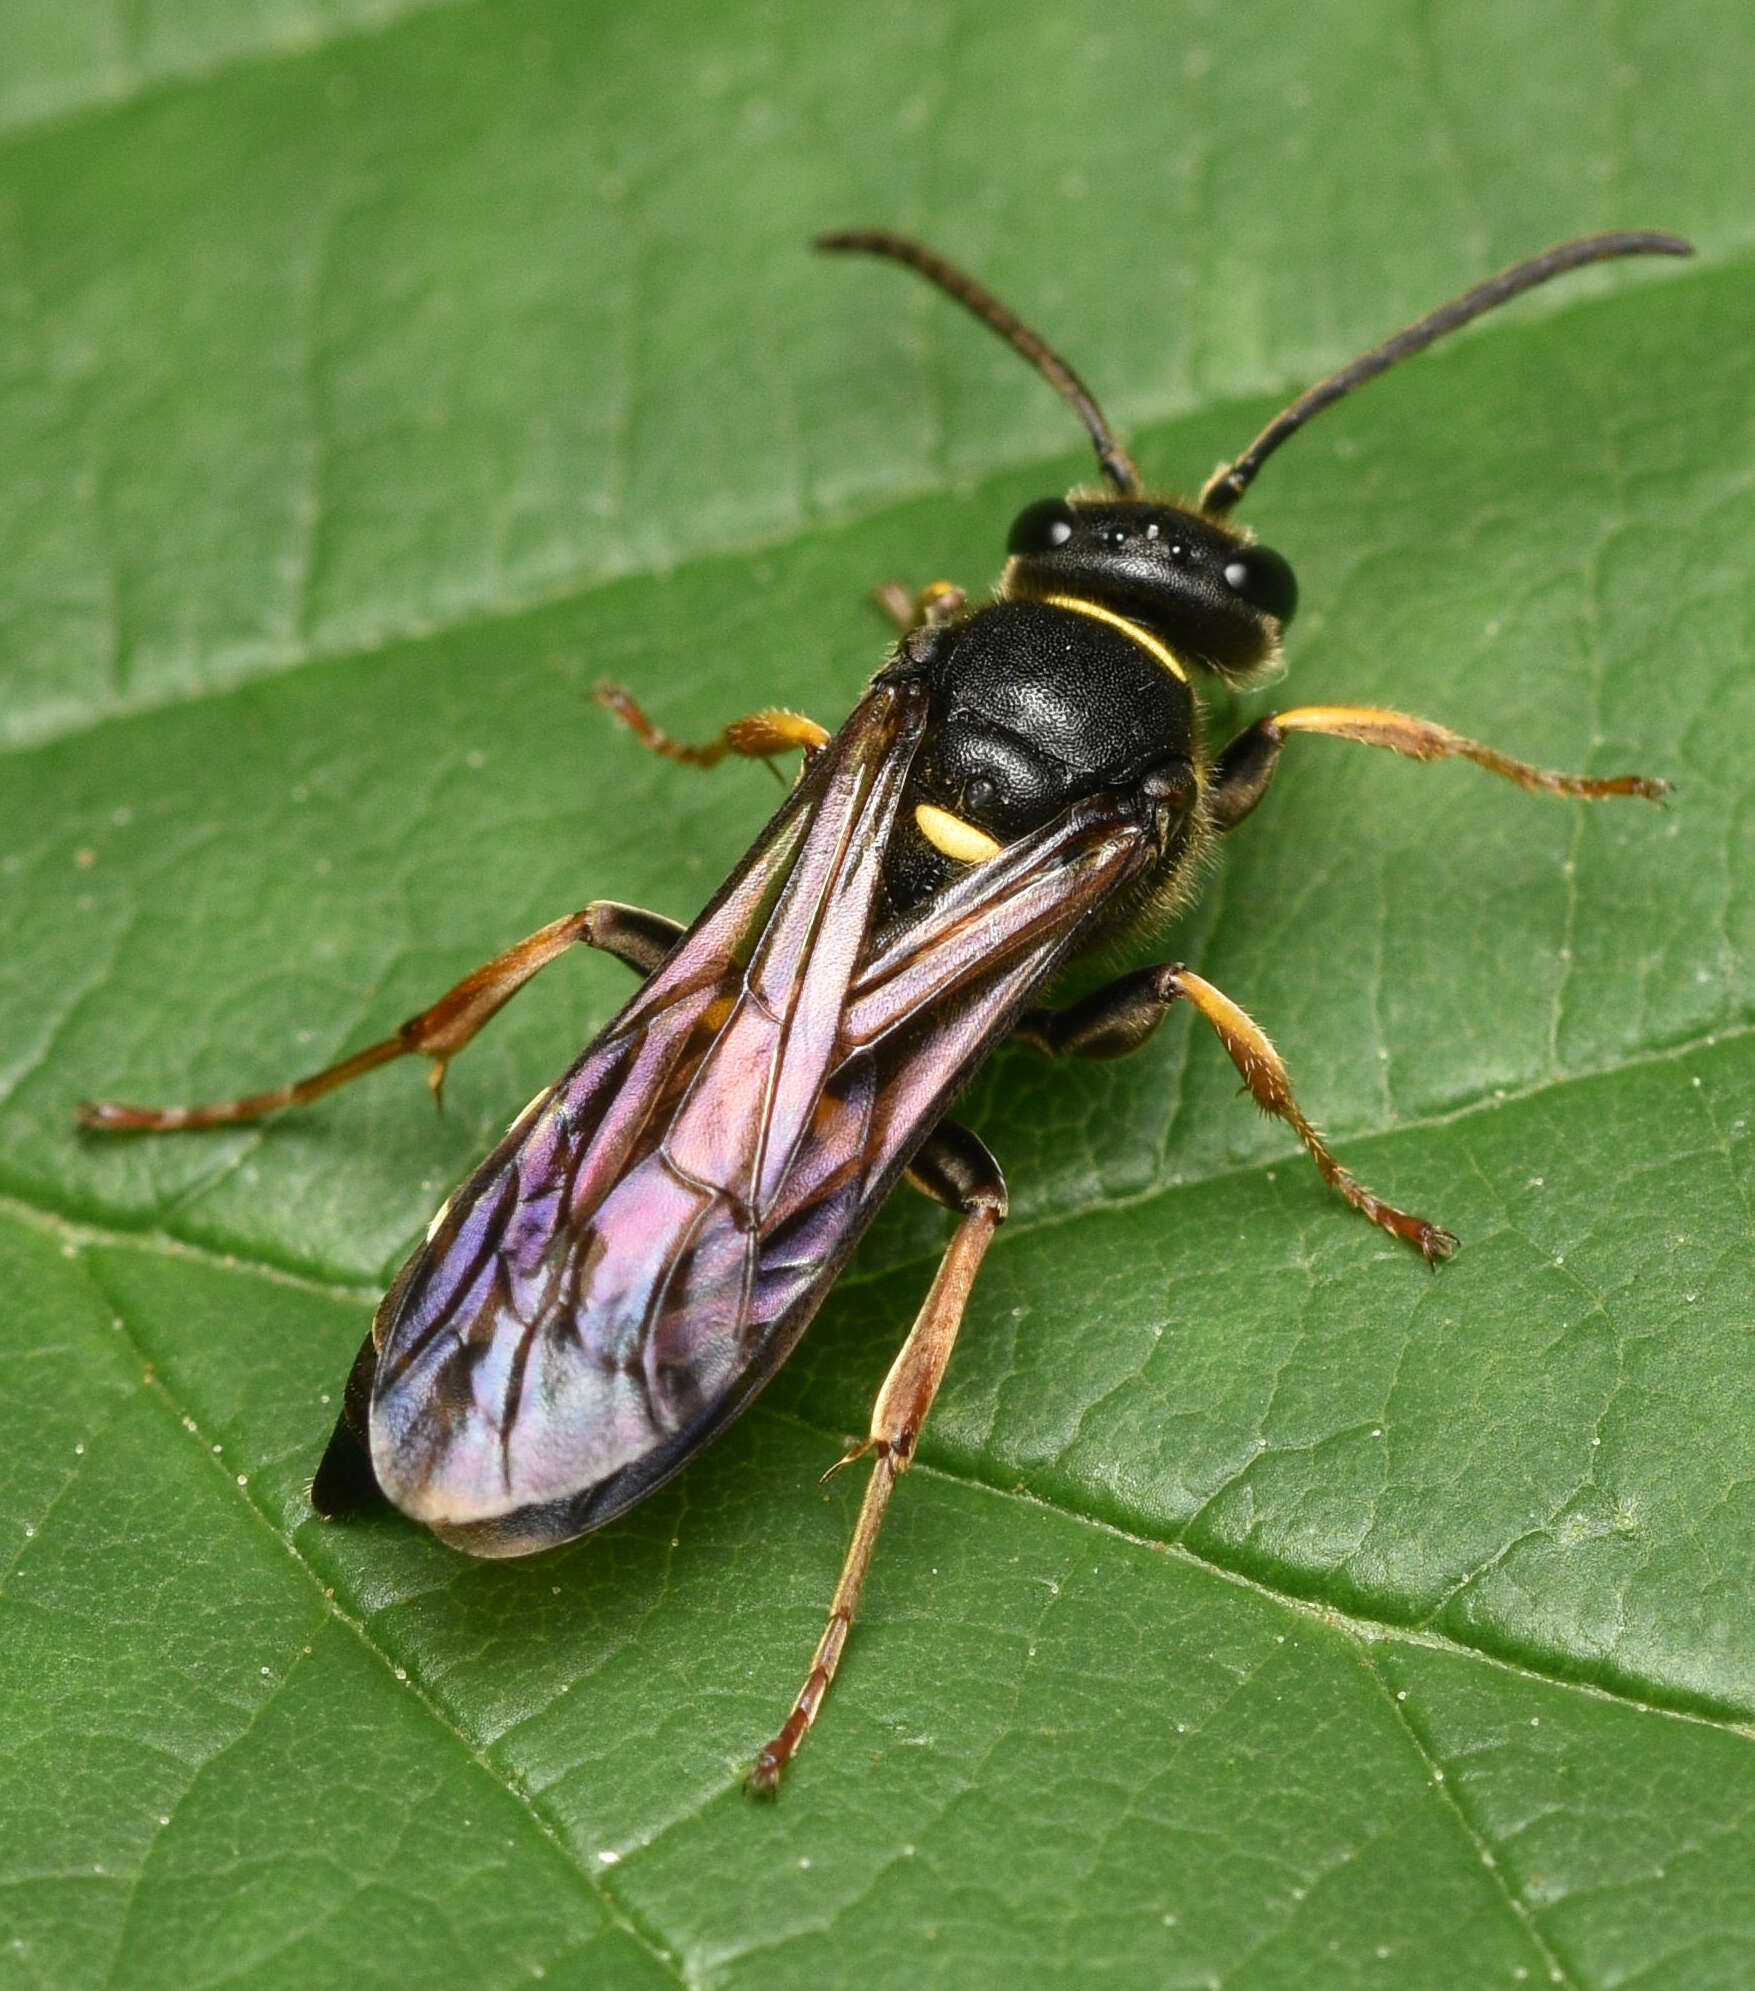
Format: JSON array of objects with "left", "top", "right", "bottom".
[{"left": 1002, "top": 497, "right": 1296, "bottom": 685}]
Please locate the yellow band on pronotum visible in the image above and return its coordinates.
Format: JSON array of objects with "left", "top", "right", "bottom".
[
  {"left": 915, "top": 803, "right": 1003, "bottom": 864},
  {"left": 1038, "top": 592, "right": 1189, "bottom": 682}
]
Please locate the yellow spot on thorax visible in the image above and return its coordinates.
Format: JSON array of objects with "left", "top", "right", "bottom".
[
  {"left": 915, "top": 803, "right": 1003, "bottom": 864},
  {"left": 1037, "top": 593, "right": 1189, "bottom": 682}
]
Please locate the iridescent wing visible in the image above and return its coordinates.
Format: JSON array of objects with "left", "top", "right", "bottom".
[{"left": 328, "top": 667, "right": 1158, "bottom": 1555}]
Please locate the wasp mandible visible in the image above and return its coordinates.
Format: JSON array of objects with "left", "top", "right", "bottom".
[{"left": 81, "top": 225, "right": 1689, "bottom": 1792}]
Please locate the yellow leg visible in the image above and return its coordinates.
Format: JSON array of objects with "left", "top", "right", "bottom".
[
  {"left": 748, "top": 1121, "right": 1005, "bottom": 1795},
  {"left": 77, "top": 901, "right": 681, "bottom": 1132},
  {"left": 1268, "top": 704, "right": 1666, "bottom": 801},
  {"left": 1172, "top": 966, "right": 1456, "bottom": 1262},
  {"left": 872, "top": 580, "right": 968, "bottom": 633},
  {"left": 594, "top": 681, "right": 829, "bottom": 767},
  {"left": 1018, "top": 964, "right": 1455, "bottom": 1262}
]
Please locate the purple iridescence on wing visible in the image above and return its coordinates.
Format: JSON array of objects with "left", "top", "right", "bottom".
[
  {"left": 369, "top": 685, "right": 923, "bottom": 1532},
  {"left": 365, "top": 671, "right": 1158, "bottom": 1552}
]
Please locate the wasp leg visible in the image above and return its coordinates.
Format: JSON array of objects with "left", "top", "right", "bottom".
[
  {"left": 873, "top": 580, "right": 968, "bottom": 633},
  {"left": 595, "top": 681, "right": 830, "bottom": 770},
  {"left": 748, "top": 1119, "right": 1006, "bottom": 1797},
  {"left": 1018, "top": 966, "right": 1455, "bottom": 1263},
  {"left": 76, "top": 900, "right": 685, "bottom": 1133},
  {"left": 1209, "top": 703, "right": 1668, "bottom": 833}
]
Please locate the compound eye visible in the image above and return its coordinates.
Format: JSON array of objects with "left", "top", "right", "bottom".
[
  {"left": 1008, "top": 498, "right": 1076, "bottom": 556},
  {"left": 1221, "top": 544, "right": 1298, "bottom": 624}
]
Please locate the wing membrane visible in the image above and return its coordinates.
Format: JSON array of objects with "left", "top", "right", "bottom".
[{"left": 363, "top": 667, "right": 1158, "bottom": 1554}]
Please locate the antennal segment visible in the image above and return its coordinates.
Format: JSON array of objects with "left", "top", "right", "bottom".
[
  {"left": 1199, "top": 230, "right": 1694, "bottom": 517},
  {"left": 817, "top": 228, "right": 1144, "bottom": 497}
]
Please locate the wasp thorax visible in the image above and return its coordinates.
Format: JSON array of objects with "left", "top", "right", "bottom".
[{"left": 1003, "top": 497, "right": 1297, "bottom": 683}]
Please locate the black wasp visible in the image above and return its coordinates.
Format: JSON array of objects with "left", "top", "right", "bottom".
[{"left": 82, "top": 226, "right": 1687, "bottom": 1791}]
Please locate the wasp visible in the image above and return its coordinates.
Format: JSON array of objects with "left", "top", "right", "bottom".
[{"left": 81, "top": 225, "right": 1689, "bottom": 1793}]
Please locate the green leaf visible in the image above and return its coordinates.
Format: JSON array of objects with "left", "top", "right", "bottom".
[{"left": 4, "top": 3, "right": 1754, "bottom": 1985}]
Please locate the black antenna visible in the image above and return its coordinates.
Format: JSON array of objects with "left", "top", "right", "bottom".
[
  {"left": 1199, "top": 230, "right": 1694, "bottom": 516},
  {"left": 816, "top": 228, "right": 1144, "bottom": 497}
]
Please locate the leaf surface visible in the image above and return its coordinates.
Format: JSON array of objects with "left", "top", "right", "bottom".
[{"left": 4, "top": 3, "right": 1755, "bottom": 1985}]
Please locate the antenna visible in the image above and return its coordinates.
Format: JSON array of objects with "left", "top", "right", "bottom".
[
  {"left": 817, "top": 228, "right": 1144, "bottom": 497},
  {"left": 1199, "top": 231, "right": 1694, "bottom": 515}
]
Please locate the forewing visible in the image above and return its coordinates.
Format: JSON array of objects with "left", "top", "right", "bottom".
[
  {"left": 364, "top": 662, "right": 1162, "bottom": 1558},
  {"left": 366, "top": 678, "right": 929, "bottom": 1547},
  {"left": 552, "top": 786, "right": 1163, "bottom": 1541}
]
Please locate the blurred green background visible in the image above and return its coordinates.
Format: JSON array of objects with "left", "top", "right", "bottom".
[{"left": 3, "top": 3, "right": 1755, "bottom": 1985}]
